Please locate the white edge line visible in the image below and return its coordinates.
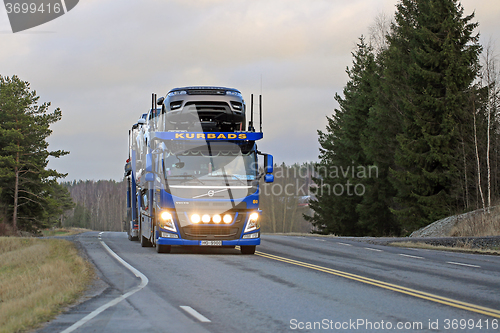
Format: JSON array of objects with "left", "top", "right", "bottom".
[
  {"left": 447, "top": 261, "right": 481, "bottom": 268},
  {"left": 338, "top": 243, "right": 352, "bottom": 246},
  {"left": 60, "top": 234, "right": 149, "bottom": 333},
  {"left": 180, "top": 306, "right": 212, "bottom": 323},
  {"left": 399, "top": 253, "right": 424, "bottom": 259},
  {"left": 364, "top": 247, "right": 383, "bottom": 252}
]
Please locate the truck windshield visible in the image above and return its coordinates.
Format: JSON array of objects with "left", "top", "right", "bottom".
[{"left": 163, "top": 149, "right": 257, "bottom": 184}]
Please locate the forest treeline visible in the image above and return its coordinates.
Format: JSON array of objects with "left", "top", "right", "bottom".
[
  {"left": 307, "top": 0, "right": 500, "bottom": 236},
  {"left": 61, "top": 180, "right": 127, "bottom": 232},
  {"left": 259, "top": 163, "right": 315, "bottom": 233}
]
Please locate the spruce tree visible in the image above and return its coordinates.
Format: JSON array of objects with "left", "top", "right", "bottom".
[
  {"left": 385, "top": 0, "right": 481, "bottom": 232},
  {"left": 358, "top": 67, "right": 401, "bottom": 236}
]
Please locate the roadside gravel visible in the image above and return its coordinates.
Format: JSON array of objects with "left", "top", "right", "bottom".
[{"left": 348, "top": 235, "right": 500, "bottom": 250}]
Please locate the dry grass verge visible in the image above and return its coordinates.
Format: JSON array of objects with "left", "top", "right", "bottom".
[
  {"left": 390, "top": 241, "right": 500, "bottom": 255},
  {"left": 0, "top": 237, "right": 94, "bottom": 333},
  {"left": 41, "top": 228, "right": 91, "bottom": 237},
  {"left": 450, "top": 206, "right": 500, "bottom": 237}
]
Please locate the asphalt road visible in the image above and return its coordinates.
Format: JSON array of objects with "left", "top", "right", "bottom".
[{"left": 38, "top": 232, "right": 500, "bottom": 333}]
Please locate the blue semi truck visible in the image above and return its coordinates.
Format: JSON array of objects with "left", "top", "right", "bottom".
[{"left": 125, "top": 87, "right": 274, "bottom": 254}]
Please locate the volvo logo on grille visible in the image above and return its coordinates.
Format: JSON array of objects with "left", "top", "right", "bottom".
[{"left": 192, "top": 188, "right": 229, "bottom": 199}]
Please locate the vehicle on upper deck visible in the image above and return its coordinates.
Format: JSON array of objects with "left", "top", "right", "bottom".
[{"left": 156, "top": 86, "right": 246, "bottom": 132}]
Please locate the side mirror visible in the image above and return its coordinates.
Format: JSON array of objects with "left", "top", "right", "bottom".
[
  {"left": 264, "top": 154, "right": 273, "bottom": 174},
  {"left": 264, "top": 174, "right": 274, "bottom": 183},
  {"left": 157, "top": 96, "right": 165, "bottom": 105}
]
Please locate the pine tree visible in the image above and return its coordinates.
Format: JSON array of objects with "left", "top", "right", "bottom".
[
  {"left": 385, "top": 0, "right": 482, "bottom": 232},
  {"left": 44, "top": 182, "right": 74, "bottom": 228},
  {"left": 0, "top": 75, "right": 70, "bottom": 232}
]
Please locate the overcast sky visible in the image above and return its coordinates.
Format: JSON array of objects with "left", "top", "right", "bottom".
[{"left": 1, "top": 0, "right": 499, "bottom": 181}]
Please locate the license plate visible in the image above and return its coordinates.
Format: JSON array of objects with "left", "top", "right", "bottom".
[{"left": 200, "top": 240, "right": 222, "bottom": 246}]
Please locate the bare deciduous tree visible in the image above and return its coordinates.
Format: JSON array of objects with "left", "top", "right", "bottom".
[
  {"left": 368, "top": 12, "right": 392, "bottom": 54},
  {"left": 481, "top": 40, "right": 500, "bottom": 211}
]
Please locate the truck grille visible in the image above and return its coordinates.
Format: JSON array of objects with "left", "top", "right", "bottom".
[
  {"left": 182, "top": 226, "right": 240, "bottom": 239},
  {"left": 187, "top": 89, "right": 226, "bottom": 95},
  {"left": 184, "top": 101, "right": 231, "bottom": 112}
]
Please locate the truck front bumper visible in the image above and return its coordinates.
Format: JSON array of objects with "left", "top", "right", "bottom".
[{"left": 156, "top": 237, "right": 260, "bottom": 246}]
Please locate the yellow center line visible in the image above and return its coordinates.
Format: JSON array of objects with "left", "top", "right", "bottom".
[{"left": 255, "top": 250, "right": 500, "bottom": 319}]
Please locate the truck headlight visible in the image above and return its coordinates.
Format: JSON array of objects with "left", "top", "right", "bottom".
[
  {"left": 226, "top": 90, "right": 242, "bottom": 97},
  {"left": 244, "top": 212, "right": 260, "bottom": 233},
  {"left": 191, "top": 214, "right": 201, "bottom": 224},
  {"left": 223, "top": 214, "right": 233, "bottom": 224},
  {"left": 249, "top": 212, "right": 259, "bottom": 221},
  {"left": 167, "top": 90, "right": 187, "bottom": 97},
  {"left": 158, "top": 211, "right": 176, "bottom": 232},
  {"left": 161, "top": 212, "right": 172, "bottom": 221}
]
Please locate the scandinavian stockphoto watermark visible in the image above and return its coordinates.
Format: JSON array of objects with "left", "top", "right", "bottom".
[
  {"left": 261, "top": 164, "right": 379, "bottom": 198},
  {"left": 3, "top": 0, "right": 78, "bottom": 33}
]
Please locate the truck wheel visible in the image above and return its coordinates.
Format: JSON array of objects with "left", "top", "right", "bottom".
[
  {"left": 156, "top": 244, "right": 171, "bottom": 253},
  {"left": 240, "top": 245, "right": 256, "bottom": 255}
]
